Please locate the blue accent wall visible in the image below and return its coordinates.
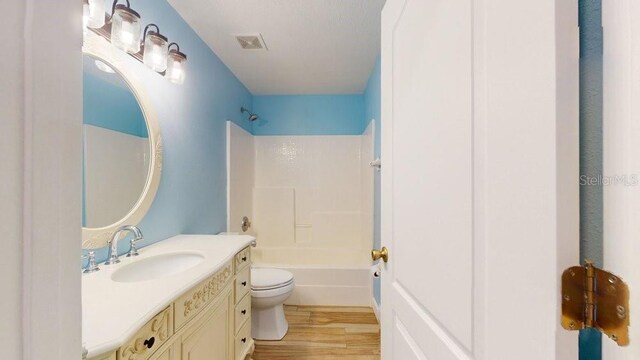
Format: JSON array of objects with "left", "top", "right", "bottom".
[
  {"left": 83, "top": 72, "right": 148, "bottom": 138},
  {"left": 579, "top": 0, "right": 603, "bottom": 359},
  {"left": 364, "top": 56, "right": 381, "bottom": 305},
  {"left": 87, "top": 0, "right": 253, "bottom": 261},
  {"left": 252, "top": 95, "right": 365, "bottom": 135}
]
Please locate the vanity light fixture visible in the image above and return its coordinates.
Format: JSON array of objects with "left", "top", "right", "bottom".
[
  {"left": 110, "top": 0, "right": 142, "bottom": 54},
  {"left": 166, "top": 43, "right": 187, "bottom": 84},
  {"left": 87, "top": 0, "right": 106, "bottom": 29},
  {"left": 84, "top": 0, "right": 188, "bottom": 84},
  {"left": 142, "top": 24, "right": 169, "bottom": 72}
]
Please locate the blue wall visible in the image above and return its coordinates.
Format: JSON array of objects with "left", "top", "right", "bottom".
[
  {"left": 87, "top": 0, "right": 253, "bottom": 261},
  {"left": 364, "top": 56, "right": 381, "bottom": 305},
  {"left": 252, "top": 95, "right": 365, "bottom": 135},
  {"left": 83, "top": 72, "right": 148, "bottom": 138},
  {"left": 579, "top": 0, "right": 603, "bottom": 358}
]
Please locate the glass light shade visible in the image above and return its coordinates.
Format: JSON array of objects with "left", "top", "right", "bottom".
[
  {"left": 83, "top": 1, "right": 90, "bottom": 31},
  {"left": 87, "top": 0, "right": 105, "bottom": 28},
  {"left": 111, "top": 5, "right": 141, "bottom": 54},
  {"left": 143, "top": 33, "right": 169, "bottom": 72},
  {"left": 166, "top": 51, "right": 187, "bottom": 84}
]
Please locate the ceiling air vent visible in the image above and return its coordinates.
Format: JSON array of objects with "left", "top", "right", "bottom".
[{"left": 235, "top": 34, "right": 268, "bottom": 50}]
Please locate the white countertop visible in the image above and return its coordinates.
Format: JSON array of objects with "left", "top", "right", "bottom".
[{"left": 82, "top": 234, "right": 255, "bottom": 358}]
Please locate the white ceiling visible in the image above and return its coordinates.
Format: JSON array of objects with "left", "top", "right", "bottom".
[{"left": 167, "top": 0, "right": 385, "bottom": 95}]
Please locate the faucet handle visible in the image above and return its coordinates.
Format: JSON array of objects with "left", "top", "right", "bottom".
[
  {"left": 81, "top": 251, "right": 100, "bottom": 273},
  {"left": 126, "top": 237, "right": 141, "bottom": 257}
]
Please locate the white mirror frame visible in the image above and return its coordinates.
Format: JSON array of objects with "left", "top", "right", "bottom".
[{"left": 82, "top": 31, "right": 163, "bottom": 249}]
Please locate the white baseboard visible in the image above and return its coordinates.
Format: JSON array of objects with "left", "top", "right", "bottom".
[{"left": 371, "top": 296, "right": 380, "bottom": 322}]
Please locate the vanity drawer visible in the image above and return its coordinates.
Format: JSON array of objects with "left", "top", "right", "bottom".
[
  {"left": 235, "top": 293, "right": 251, "bottom": 334},
  {"left": 118, "top": 306, "right": 173, "bottom": 360},
  {"left": 174, "top": 262, "right": 233, "bottom": 330},
  {"left": 234, "top": 247, "right": 251, "bottom": 274},
  {"left": 235, "top": 266, "right": 251, "bottom": 303},
  {"left": 235, "top": 321, "right": 252, "bottom": 360}
]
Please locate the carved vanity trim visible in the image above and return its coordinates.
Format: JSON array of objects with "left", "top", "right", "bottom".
[
  {"left": 118, "top": 306, "right": 173, "bottom": 360},
  {"left": 175, "top": 262, "right": 234, "bottom": 330}
]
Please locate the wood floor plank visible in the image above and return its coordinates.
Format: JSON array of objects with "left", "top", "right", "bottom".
[
  {"left": 308, "top": 311, "right": 378, "bottom": 326},
  {"left": 284, "top": 310, "right": 311, "bottom": 325},
  {"left": 296, "top": 305, "right": 374, "bottom": 313},
  {"left": 253, "top": 346, "right": 379, "bottom": 358},
  {"left": 253, "top": 305, "right": 381, "bottom": 360},
  {"left": 344, "top": 324, "right": 381, "bottom": 334},
  {"left": 346, "top": 332, "right": 381, "bottom": 350}
]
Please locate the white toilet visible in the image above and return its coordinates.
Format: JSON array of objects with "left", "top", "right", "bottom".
[{"left": 250, "top": 268, "right": 295, "bottom": 340}]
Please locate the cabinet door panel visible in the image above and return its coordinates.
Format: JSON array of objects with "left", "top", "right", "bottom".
[{"left": 181, "top": 292, "right": 231, "bottom": 360}]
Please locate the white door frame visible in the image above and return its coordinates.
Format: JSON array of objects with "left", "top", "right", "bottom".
[
  {"left": 1, "top": 0, "right": 83, "bottom": 358},
  {"left": 380, "top": 0, "right": 579, "bottom": 358},
  {"left": 603, "top": 1, "right": 640, "bottom": 358}
]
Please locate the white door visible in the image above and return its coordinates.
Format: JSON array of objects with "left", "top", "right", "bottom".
[
  {"left": 380, "top": 0, "right": 580, "bottom": 359},
  {"left": 603, "top": 1, "right": 640, "bottom": 359}
]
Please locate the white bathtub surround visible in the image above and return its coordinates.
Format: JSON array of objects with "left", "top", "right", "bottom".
[
  {"left": 253, "top": 187, "right": 296, "bottom": 244},
  {"left": 227, "top": 122, "right": 375, "bottom": 306},
  {"left": 253, "top": 135, "right": 373, "bottom": 263},
  {"left": 360, "top": 121, "right": 375, "bottom": 257},
  {"left": 82, "top": 234, "right": 255, "bottom": 358},
  {"left": 226, "top": 122, "right": 255, "bottom": 234},
  {"left": 284, "top": 266, "right": 371, "bottom": 306},
  {"left": 251, "top": 246, "right": 371, "bottom": 306},
  {"left": 251, "top": 246, "right": 370, "bottom": 266}
]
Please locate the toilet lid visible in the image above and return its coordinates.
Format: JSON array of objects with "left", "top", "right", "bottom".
[{"left": 251, "top": 268, "right": 294, "bottom": 290}]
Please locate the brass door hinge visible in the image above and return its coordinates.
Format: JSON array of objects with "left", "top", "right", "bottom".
[{"left": 561, "top": 261, "right": 630, "bottom": 346}]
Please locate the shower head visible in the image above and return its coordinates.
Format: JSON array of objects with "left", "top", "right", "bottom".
[{"left": 240, "top": 107, "right": 259, "bottom": 122}]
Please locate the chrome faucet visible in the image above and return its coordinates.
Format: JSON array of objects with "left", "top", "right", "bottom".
[
  {"left": 104, "top": 225, "right": 144, "bottom": 265},
  {"left": 81, "top": 251, "right": 100, "bottom": 273}
]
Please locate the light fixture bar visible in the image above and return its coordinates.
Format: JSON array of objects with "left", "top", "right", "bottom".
[{"left": 85, "top": 0, "right": 187, "bottom": 83}]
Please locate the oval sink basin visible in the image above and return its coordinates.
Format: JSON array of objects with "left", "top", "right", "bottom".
[{"left": 111, "top": 252, "right": 205, "bottom": 283}]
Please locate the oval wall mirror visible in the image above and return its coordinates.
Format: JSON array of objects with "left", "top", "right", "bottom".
[{"left": 82, "top": 32, "right": 162, "bottom": 249}]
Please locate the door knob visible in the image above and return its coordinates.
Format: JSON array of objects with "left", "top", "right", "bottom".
[{"left": 371, "top": 247, "right": 389, "bottom": 263}]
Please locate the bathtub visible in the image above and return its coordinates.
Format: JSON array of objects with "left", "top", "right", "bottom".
[{"left": 251, "top": 246, "right": 372, "bottom": 306}]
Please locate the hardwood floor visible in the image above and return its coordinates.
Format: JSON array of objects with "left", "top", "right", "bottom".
[{"left": 252, "top": 305, "right": 381, "bottom": 360}]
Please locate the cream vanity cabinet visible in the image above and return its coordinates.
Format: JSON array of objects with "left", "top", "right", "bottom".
[{"left": 91, "top": 247, "right": 254, "bottom": 360}]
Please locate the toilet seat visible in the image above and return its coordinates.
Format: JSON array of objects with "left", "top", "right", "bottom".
[
  {"left": 251, "top": 268, "right": 294, "bottom": 290},
  {"left": 251, "top": 281, "right": 295, "bottom": 298}
]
